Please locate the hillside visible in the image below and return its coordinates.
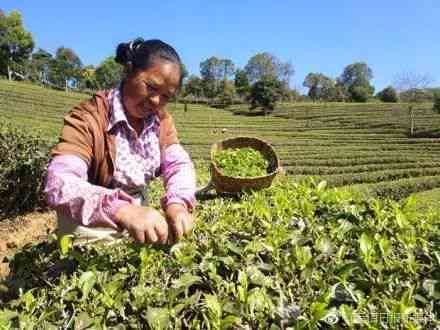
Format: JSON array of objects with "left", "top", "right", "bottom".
[
  {"left": 1, "top": 79, "right": 440, "bottom": 200},
  {"left": 1, "top": 80, "right": 440, "bottom": 329}
]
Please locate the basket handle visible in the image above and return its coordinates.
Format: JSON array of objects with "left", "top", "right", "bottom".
[{"left": 195, "top": 179, "right": 215, "bottom": 198}]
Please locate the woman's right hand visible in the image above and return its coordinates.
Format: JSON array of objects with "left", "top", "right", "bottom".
[{"left": 115, "top": 204, "right": 169, "bottom": 244}]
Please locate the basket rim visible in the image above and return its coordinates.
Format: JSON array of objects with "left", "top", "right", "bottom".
[{"left": 210, "top": 135, "right": 281, "bottom": 179}]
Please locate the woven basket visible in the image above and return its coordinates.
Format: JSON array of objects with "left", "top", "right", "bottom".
[{"left": 209, "top": 136, "right": 281, "bottom": 193}]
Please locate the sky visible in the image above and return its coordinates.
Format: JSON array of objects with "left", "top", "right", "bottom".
[{"left": 2, "top": 0, "right": 440, "bottom": 92}]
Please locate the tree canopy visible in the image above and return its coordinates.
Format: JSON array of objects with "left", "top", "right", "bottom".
[
  {"left": 338, "top": 62, "right": 374, "bottom": 102},
  {"left": 0, "top": 10, "right": 34, "bottom": 79}
]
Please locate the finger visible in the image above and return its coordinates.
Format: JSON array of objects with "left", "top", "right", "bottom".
[
  {"left": 181, "top": 215, "right": 194, "bottom": 235},
  {"left": 185, "top": 216, "right": 194, "bottom": 234},
  {"left": 146, "top": 228, "right": 158, "bottom": 244},
  {"left": 132, "top": 229, "right": 145, "bottom": 244},
  {"left": 171, "top": 218, "right": 184, "bottom": 241},
  {"left": 155, "top": 222, "right": 168, "bottom": 244}
]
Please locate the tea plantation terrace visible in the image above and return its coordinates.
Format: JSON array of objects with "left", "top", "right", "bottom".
[{"left": 1, "top": 79, "right": 440, "bottom": 199}]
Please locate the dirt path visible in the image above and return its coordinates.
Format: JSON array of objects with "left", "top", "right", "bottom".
[{"left": 0, "top": 211, "right": 56, "bottom": 279}]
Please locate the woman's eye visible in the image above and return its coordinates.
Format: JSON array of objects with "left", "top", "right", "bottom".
[{"left": 145, "top": 83, "right": 158, "bottom": 92}]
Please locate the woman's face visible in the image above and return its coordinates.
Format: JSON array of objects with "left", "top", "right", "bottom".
[{"left": 122, "top": 59, "right": 180, "bottom": 122}]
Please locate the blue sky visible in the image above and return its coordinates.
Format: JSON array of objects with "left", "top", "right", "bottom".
[{"left": 3, "top": 0, "right": 439, "bottom": 92}]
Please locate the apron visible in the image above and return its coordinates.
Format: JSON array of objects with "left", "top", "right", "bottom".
[{"left": 56, "top": 186, "right": 149, "bottom": 245}]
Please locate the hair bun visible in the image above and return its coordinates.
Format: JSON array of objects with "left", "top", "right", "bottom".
[{"left": 115, "top": 42, "right": 133, "bottom": 65}]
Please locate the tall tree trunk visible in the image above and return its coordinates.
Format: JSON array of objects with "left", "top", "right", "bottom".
[
  {"left": 409, "top": 105, "right": 414, "bottom": 136},
  {"left": 65, "top": 79, "right": 68, "bottom": 92}
]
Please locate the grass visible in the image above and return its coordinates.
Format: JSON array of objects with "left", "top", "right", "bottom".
[{"left": 409, "top": 188, "right": 440, "bottom": 213}]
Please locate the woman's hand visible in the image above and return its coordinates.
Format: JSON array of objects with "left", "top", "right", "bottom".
[
  {"left": 166, "top": 203, "right": 194, "bottom": 243},
  {"left": 115, "top": 204, "right": 169, "bottom": 244}
]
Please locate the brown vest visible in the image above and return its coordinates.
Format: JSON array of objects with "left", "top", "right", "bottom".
[{"left": 51, "top": 91, "right": 179, "bottom": 187}]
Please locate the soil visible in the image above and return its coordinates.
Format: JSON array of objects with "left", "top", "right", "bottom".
[{"left": 0, "top": 211, "right": 56, "bottom": 279}]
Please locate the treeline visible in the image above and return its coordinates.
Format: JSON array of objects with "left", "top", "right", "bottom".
[{"left": 1, "top": 9, "right": 439, "bottom": 111}]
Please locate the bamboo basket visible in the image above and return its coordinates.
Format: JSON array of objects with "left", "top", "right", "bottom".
[{"left": 197, "top": 136, "right": 281, "bottom": 195}]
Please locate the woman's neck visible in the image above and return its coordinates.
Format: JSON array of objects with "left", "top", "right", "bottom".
[
  {"left": 120, "top": 81, "right": 143, "bottom": 136},
  {"left": 128, "top": 116, "right": 143, "bottom": 136}
]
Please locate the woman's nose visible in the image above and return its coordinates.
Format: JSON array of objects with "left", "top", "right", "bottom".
[{"left": 149, "top": 95, "right": 160, "bottom": 106}]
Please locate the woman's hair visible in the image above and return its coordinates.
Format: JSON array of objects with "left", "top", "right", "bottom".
[{"left": 115, "top": 38, "right": 183, "bottom": 86}]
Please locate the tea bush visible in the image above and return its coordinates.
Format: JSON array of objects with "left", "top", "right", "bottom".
[
  {"left": 0, "top": 123, "right": 52, "bottom": 218},
  {"left": 1, "top": 177, "right": 439, "bottom": 329}
]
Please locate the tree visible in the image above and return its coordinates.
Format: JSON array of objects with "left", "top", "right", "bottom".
[
  {"left": 95, "top": 56, "right": 123, "bottom": 89},
  {"left": 277, "top": 60, "right": 295, "bottom": 99},
  {"left": 81, "top": 65, "right": 98, "bottom": 90},
  {"left": 244, "top": 52, "right": 294, "bottom": 102},
  {"left": 200, "top": 56, "right": 235, "bottom": 100},
  {"left": 350, "top": 85, "right": 371, "bottom": 102},
  {"left": 377, "top": 86, "right": 398, "bottom": 103},
  {"left": 338, "top": 62, "right": 374, "bottom": 102},
  {"left": 50, "top": 47, "right": 82, "bottom": 91},
  {"left": 182, "top": 75, "right": 204, "bottom": 99},
  {"left": 27, "top": 48, "right": 52, "bottom": 83},
  {"left": 248, "top": 75, "right": 282, "bottom": 114},
  {"left": 217, "top": 80, "right": 236, "bottom": 108},
  {"left": 0, "top": 10, "right": 34, "bottom": 80},
  {"left": 277, "top": 60, "right": 294, "bottom": 87},
  {"left": 394, "top": 72, "right": 434, "bottom": 103},
  {"left": 394, "top": 72, "right": 435, "bottom": 135},
  {"left": 234, "top": 69, "right": 250, "bottom": 99},
  {"left": 303, "top": 73, "right": 334, "bottom": 102},
  {"left": 244, "top": 52, "right": 279, "bottom": 83},
  {"left": 200, "top": 56, "right": 221, "bottom": 81},
  {"left": 433, "top": 92, "right": 440, "bottom": 114}
]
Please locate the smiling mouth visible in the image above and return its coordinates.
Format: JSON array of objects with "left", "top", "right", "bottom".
[{"left": 139, "top": 104, "right": 153, "bottom": 114}]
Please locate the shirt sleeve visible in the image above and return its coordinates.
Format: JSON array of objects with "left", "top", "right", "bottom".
[
  {"left": 44, "top": 154, "right": 134, "bottom": 228},
  {"left": 160, "top": 144, "right": 196, "bottom": 212}
]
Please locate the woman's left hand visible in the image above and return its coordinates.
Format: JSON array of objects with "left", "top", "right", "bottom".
[{"left": 166, "top": 203, "right": 194, "bottom": 243}]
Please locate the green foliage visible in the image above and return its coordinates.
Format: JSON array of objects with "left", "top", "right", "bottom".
[
  {"left": 338, "top": 62, "right": 373, "bottom": 89},
  {"left": 199, "top": 57, "right": 235, "bottom": 101},
  {"left": 234, "top": 69, "right": 250, "bottom": 98},
  {"left": 95, "top": 56, "right": 123, "bottom": 90},
  {"left": 27, "top": 48, "right": 53, "bottom": 84},
  {"left": 80, "top": 65, "right": 98, "bottom": 90},
  {"left": 377, "top": 86, "right": 398, "bottom": 103},
  {"left": 433, "top": 92, "right": 440, "bottom": 113},
  {"left": 349, "top": 85, "right": 373, "bottom": 103},
  {"left": 1, "top": 178, "right": 439, "bottom": 328},
  {"left": 303, "top": 73, "right": 335, "bottom": 102},
  {"left": 216, "top": 80, "right": 236, "bottom": 108},
  {"left": 244, "top": 52, "right": 279, "bottom": 83},
  {"left": 49, "top": 47, "right": 82, "bottom": 89},
  {"left": 0, "top": 10, "right": 35, "bottom": 78},
  {"left": 200, "top": 57, "right": 235, "bottom": 82},
  {"left": 400, "top": 88, "right": 433, "bottom": 103},
  {"left": 182, "top": 75, "right": 205, "bottom": 99},
  {"left": 0, "top": 123, "right": 50, "bottom": 218},
  {"left": 248, "top": 75, "right": 283, "bottom": 113},
  {"left": 338, "top": 62, "right": 375, "bottom": 102},
  {"left": 214, "top": 147, "right": 268, "bottom": 177}
]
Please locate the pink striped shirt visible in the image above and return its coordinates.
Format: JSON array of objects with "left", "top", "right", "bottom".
[{"left": 44, "top": 88, "right": 196, "bottom": 228}]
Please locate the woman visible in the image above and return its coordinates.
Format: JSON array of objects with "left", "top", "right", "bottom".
[{"left": 44, "top": 38, "right": 196, "bottom": 245}]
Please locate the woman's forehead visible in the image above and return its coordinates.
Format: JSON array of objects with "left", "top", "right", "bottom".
[{"left": 139, "top": 61, "right": 180, "bottom": 85}]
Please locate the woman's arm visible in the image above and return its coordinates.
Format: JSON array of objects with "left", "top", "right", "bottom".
[
  {"left": 160, "top": 144, "right": 196, "bottom": 212},
  {"left": 45, "top": 155, "right": 134, "bottom": 229},
  {"left": 160, "top": 144, "right": 196, "bottom": 242}
]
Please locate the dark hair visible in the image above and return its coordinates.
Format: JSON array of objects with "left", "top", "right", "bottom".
[{"left": 115, "top": 38, "right": 183, "bottom": 86}]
